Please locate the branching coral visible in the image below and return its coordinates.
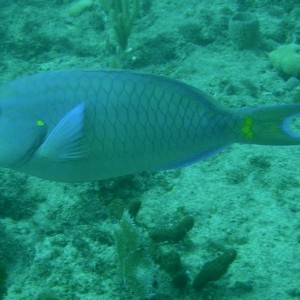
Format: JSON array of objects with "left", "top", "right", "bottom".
[
  {"left": 114, "top": 210, "right": 154, "bottom": 298},
  {"left": 102, "top": 0, "right": 140, "bottom": 50}
]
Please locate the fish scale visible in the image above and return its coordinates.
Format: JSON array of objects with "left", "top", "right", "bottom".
[{"left": 0, "top": 69, "right": 299, "bottom": 182}]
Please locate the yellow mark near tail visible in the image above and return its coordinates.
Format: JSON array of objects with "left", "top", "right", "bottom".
[{"left": 241, "top": 115, "right": 254, "bottom": 139}]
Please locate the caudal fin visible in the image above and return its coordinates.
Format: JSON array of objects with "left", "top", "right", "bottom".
[{"left": 236, "top": 104, "right": 300, "bottom": 145}]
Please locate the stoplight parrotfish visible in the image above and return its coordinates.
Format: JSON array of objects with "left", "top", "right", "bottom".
[{"left": 0, "top": 69, "right": 299, "bottom": 182}]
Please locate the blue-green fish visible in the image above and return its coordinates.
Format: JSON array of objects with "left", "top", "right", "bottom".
[{"left": 0, "top": 69, "right": 299, "bottom": 182}]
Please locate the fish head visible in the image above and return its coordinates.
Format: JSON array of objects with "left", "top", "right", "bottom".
[{"left": 0, "top": 102, "right": 47, "bottom": 167}]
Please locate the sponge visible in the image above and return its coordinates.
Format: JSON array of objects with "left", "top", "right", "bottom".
[
  {"left": 229, "top": 12, "right": 260, "bottom": 49},
  {"left": 269, "top": 44, "right": 300, "bottom": 77}
]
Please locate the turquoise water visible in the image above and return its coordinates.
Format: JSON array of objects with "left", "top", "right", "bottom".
[{"left": 0, "top": 0, "right": 300, "bottom": 299}]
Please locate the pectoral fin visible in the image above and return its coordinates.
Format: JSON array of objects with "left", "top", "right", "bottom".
[{"left": 37, "top": 103, "right": 87, "bottom": 162}]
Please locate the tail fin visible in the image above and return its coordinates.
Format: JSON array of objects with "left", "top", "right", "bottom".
[{"left": 236, "top": 104, "right": 300, "bottom": 145}]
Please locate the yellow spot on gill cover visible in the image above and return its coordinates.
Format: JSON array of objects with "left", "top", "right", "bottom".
[
  {"left": 241, "top": 115, "right": 254, "bottom": 139},
  {"left": 36, "top": 120, "right": 45, "bottom": 126}
]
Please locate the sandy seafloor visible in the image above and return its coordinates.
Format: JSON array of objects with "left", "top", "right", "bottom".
[{"left": 0, "top": 0, "right": 300, "bottom": 299}]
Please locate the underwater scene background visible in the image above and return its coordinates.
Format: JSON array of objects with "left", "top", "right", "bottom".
[{"left": 0, "top": 0, "right": 300, "bottom": 299}]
